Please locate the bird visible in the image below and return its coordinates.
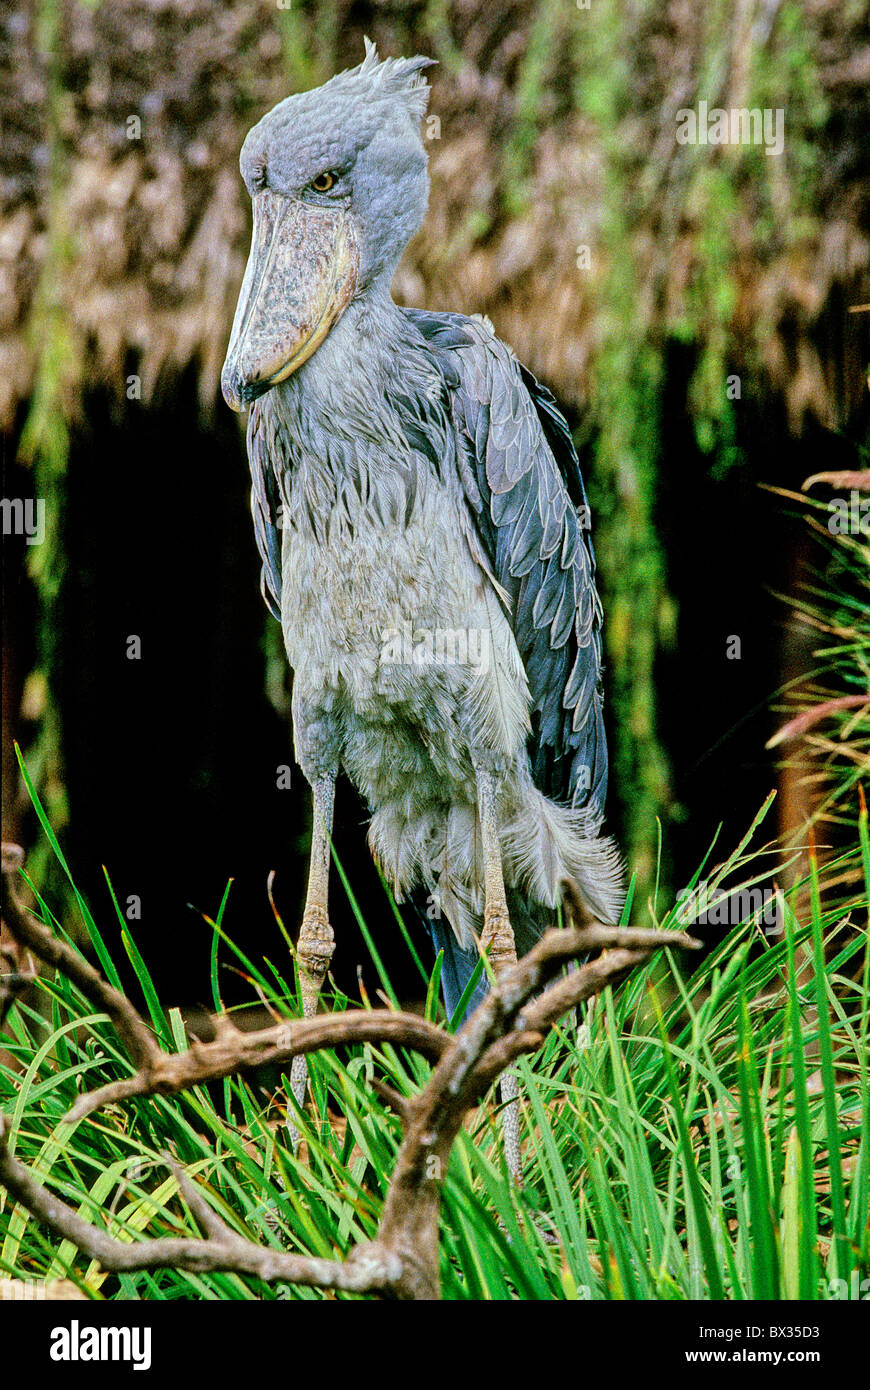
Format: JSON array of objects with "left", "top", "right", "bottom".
[{"left": 221, "top": 41, "right": 624, "bottom": 1172}]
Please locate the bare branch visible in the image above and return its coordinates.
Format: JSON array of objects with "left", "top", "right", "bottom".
[
  {"left": 0, "top": 1113, "right": 398, "bottom": 1294},
  {"left": 0, "top": 932, "right": 36, "bottom": 1032},
  {"left": 375, "top": 894, "right": 699, "bottom": 1293},
  {"left": 369, "top": 1076, "right": 415, "bottom": 1123},
  {"left": 1, "top": 843, "right": 699, "bottom": 1300},
  {"left": 1, "top": 842, "right": 447, "bottom": 1122},
  {"left": 64, "top": 1010, "right": 448, "bottom": 1123},
  {"left": 473, "top": 947, "right": 654, "bottom": 1088},
  {"left": 1, "top": 843, "right": 156, "bottom": 1068},
  {"left": 0, "top": 844, "right": 41, "bottom": 1029}
]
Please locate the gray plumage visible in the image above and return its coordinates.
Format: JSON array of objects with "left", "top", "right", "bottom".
[{"left": 222, "top": 41, "right": 624, "bottom": 1016}]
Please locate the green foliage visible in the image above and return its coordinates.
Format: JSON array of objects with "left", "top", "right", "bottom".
[
  {"left": 421, "top": 0, "right": 464, "bottom": 79},
  {"left": 276, "top": 2, "right": 339, "bottom": 93},
  {"left": 2, "top": 774, "right": 867, "bottom": 1300},
  {"left": 498, "top": 0, "right": 565, "bottom": 217}
]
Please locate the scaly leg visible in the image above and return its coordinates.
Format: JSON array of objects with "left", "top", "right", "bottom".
[
  {"left": 289, "top": 774, "right": 336, "bottom": 1148},
  {"left": 476, "top": 769, "right": 522, "bottom": 1181}
]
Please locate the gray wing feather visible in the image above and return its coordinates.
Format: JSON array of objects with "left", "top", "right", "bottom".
[{"left": 403, "top": 307, "right": 609, "bottom": 820}]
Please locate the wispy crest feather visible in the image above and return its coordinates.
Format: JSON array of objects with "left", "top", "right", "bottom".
[{"left": 353, "top": 37, "right": 434, "bottom": 121}]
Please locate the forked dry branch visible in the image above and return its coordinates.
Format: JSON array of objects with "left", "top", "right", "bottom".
[{"left": 0, "top": 842, "right": 697, "bottom": 1299}]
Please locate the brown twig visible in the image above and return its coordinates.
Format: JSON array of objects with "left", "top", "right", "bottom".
[
  {"left": 0, "top": 939, "right": 36, "bottom": 1031},
  {"left": 0, "top": 842, "right": 698, "bottom": 1300},
  {"left": 766, "top": 694, "right": 870, "bottom": 749},
  {"left": 373, "top": 883, "right": 698, "bottom": 1295},
  {"left": 801, "top": 469, "right": 870, "bottom": 492},
  {"left": 1, "top": 845, "right": 38, "bottom": 1030},
  {"left": 0, "top": 844, "right": 447, "bottom": 1122},
  {"left": 65, "top": 1011, "right": 448, "bottom": 1124},
  {"left": 0, "top": 1113, "right": 398, "bottom": 1293},
  {"left": 369, "top": 1076, "right": 415, "bottom": 1121}
]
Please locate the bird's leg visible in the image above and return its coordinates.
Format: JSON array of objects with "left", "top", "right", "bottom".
[
  {"left": 477, "top": 772, "right": 516, "bottom": 974},
  {"left": 296, "top": 774, "right": 336, "bottom": 1017},
  {"left": 289, "top": 774, "right": 336, "bottom": 1144},
  {"left": 476, "top": 770, "right": 522, "bottom": 1181}
]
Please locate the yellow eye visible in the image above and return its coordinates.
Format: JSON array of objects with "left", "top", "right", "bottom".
[{"left": 310, "top": 171, "right": 336, "bottom": 192}]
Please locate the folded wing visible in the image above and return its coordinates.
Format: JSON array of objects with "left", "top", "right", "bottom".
[{"left": 403, "top": 307, "right": 609, "bottom": 827}]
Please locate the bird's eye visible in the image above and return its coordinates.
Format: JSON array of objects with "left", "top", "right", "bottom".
[
  {"left": 309, "top": 171, "right": 336, "bottom": 193},
  {"left": 249, "top": 161, "right": 268, "bottom": 191}
]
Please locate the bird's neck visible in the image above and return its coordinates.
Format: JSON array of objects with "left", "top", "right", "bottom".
[
  {"left": 305, "top": 283, "right": 407, "bottom": 390},
  {"left": 271, "top": 286, "right": 436, "bottom": 455},
  {"left": 264, "top": 284, "right": 450, "bottom": 541}
]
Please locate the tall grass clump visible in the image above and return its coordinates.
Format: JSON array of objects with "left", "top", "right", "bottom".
[{"left": 1, "top": 761, "right": 867, "bottom": 1300}]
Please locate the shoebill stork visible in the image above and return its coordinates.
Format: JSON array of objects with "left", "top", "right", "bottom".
[{"left": 221, "top": 41, "right": 624, "bottom": 1174}]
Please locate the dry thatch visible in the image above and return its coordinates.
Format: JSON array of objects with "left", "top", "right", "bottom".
[{"left": 1, "top": 0, "right": 868, "bottom": 435}]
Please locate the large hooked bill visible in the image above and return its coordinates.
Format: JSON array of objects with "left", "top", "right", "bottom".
[{"left": 221, "top": 190, "right": 358, "bottom": 411}]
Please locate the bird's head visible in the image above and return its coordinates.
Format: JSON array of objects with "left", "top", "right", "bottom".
[{"left": 221, "top": 39, "right": 433, "bottom": 411}]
